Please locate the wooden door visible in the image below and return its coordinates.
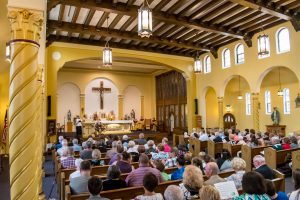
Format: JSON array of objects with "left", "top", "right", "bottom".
[{"left": 223, "top": 113, "right": 235, "bottom": 130}]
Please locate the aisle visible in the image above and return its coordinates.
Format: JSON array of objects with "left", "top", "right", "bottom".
[{"left": 43, "top": 155, "right": 59, "bottom": 200}]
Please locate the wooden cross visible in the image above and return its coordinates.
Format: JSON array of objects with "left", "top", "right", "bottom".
[{"left": 92, "top": 81, "right": 111, "bottom": 110}]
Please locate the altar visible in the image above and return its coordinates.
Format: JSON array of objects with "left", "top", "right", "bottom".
[{"left": 82, "top": 120, "right": 133, "bottom": 136}]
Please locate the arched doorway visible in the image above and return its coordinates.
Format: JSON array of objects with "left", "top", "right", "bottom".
[{"left": 223, "top": 113, "right": 236, "bottom": 130}]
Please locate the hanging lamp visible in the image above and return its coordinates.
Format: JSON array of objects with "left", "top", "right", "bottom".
[
  {"left": 194, "top": 52, "right": 202, "bottom": 74},
  {"left": 257, "top": 17, "right": 269, "bottom": 56},
  {"left": 237, "top": 75, "right": 243, "bottom": 100},
  {"left": 138, "top": 0, "right": 152, "bottom": 38},
  {"left": 103, "top": 17, "right": 112, "bottom": 68},
  {"left": 277, "top": 68, "right": 283, "bottom": 96}
]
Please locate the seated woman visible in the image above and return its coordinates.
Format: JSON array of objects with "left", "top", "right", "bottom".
[
  {"left": 233, "top": 171, "right": 270, "bottom": 200},
  {"left": 199, "top": 185, "right": 221, "bottom": 200},
  {"left": 153, "top": 160, "right": 170, "bottom": 181},
  {"left": 115, "top": 151, "right": 134, "bottom": 173},
  {"left": 227, "top": 157, "right": 246, "bottom": 189},
  {"left": 281, "top": 137, "right": 291, "bottom": 150},
  {"left": 134, "top": 172, "right": 164, "bottom": 200},
  {"left": 290, "top": 136, "right": 299, "bottom": 149},
  {"left": 151, "top": 143, "right": 169, "bottom": 161},
  {"left": 179, "top": 165, "right": 203, "bottom": 199},
  {"left": 191, "top": 156, "right": 205, "bottom": 175},
  {"left": 216, "top": 149, "right": 232, "bottom": 172},
  {"left": 90, "top": 149, "right": 104, "bottom": 166},
  {"left": 102, "top": 165, "right": 127, "bottom": 191},
  {"left": 109, "top": 144, "right": 124, "bottom": 165},
  {"left": 265, "top": 179, "right": 288, "bottom": 200},
  {"left": 289, "top": 169, "right": 300, "bottom": 200}
]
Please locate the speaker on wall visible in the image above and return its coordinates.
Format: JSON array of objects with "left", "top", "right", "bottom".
[
  {"left": 47, "top": 95, "right": 51, "bottom": 117},
  {"left": 194, "top": 98, "right": 198, "bottom": 115}
]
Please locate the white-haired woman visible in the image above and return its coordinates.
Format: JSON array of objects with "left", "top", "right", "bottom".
[{"left": 226, "top": 157, "right": 246, "bottom": 189}]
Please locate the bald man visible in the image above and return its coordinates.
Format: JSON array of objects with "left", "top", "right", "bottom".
[{"left": 204, "top": 162, "right": 226, "bottom": 186}]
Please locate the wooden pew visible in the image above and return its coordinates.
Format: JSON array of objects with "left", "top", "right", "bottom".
[
  {"left": 173, "top": 135, "right": 186, "bottom": 147},
  {"left": 265, "top": 147, "right": 300, "bottom": 169},
  {"left": 207, "top": 140, "right": 223, "bottom": 158},
  {"left": 223, "top": 143, "right": 242, "bottom": 157},
  {"left": 65, "top": 180, "right": 182, "bottom": 200},
  {"left": 292, "top": 150, "right": 300, "bottom": 172},
  {"left": 273, "top": 169, "right": 285, "bottom": 192},
  {"left": 241, "top": 145, "right": 270, "bottom": 172},
  {"left": 189, "top": 138, "right": 207, "bottom": 157}
]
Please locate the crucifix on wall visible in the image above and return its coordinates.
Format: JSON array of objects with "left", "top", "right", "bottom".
[{"left": 92, "top": 81, "right": 111, "bottom": 110}]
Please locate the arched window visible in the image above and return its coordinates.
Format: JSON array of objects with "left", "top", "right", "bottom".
[
  {"left": 235, "top": 44, "right": 245, "bottom": 64},
  {"left": 222, "top": 48, "right": 231, "bottom": 68},
  {"left": 258, "top": 35, "right": 270, "bottom": 58},
  {"left": 283, "top": 88, "right": 290, "bottom": 114},
  {"left": 204, "top": 55, "right": 211, "bottom": 74},
  {"left": 277, "top": 28, "right": 290, "bottom": 53},
  {"left": 245, "top": 93, "right": 251, "bottom": 115},
  {"left": 265, "top": 90, "right": 271, "bottom": 114}
]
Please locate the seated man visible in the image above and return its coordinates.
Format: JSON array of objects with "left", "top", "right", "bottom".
[
  {"left": 213, "top": 132, "right": 223, "bottom": 143},
  {"left": 171, "top": 156, "right": 185, "bottom": 180},
  {"left": 87, "top": 176, "right": 110, "bottom": 200},
  {"left": 72, "top": 138, "right": 82, "bottom": 152},
  {"left": 135, "top": 133, "right": 147, "bottom": 145},
  {"left": 271, "top": 137, "right": 282, "bottom": 150},
  {"left": 57, "top": 139, "right": 68, "bottom": 156},
  {"left": 164, "top": 185, "right": 184, "bottom": 200},
  {"left": 204, "top": 162, "right": 226, "bottom": 186},
  {"left": 70, "top": 160, "right": 91, "bottom": 194},
  {"left": 80, "top": 141, "right": 93, "bottom": 160},
  {"left": 55, "top": 135, "right": 64, "bottom": 150},
  {"left": 125, "top": 154, "right": 163, "bottom": 187},
  {"left": 61, "top": 147, "right": 76, "bottom": 169},
  {"left": 253, "top": 155, "right": 275, "bottom": 180}
]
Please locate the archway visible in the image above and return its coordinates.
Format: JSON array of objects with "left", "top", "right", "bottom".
[
  {"left": 258, "top": 67, "right": 300, "bottom": 132},
  {"left": 205, "top": 87, "right": 218, "bottom": 129},
  {"left": 57, "top": 82, "right": 81, "bottom": 127},
  {"left": 223, "top": 75, "right": 251, "bottom": 130}
]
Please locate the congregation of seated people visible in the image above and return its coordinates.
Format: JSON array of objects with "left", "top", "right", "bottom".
[{"left": 53, "top": 128, "right": 300, "bottom": 200}]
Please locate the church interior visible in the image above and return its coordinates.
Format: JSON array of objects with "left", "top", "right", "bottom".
[{"left": 1, "top": 0, "right": 300, "bottom": 199}]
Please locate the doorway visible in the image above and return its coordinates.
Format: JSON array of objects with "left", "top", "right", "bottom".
[{"left": 223, "top": 113, "right": 236, "bottom": 130}]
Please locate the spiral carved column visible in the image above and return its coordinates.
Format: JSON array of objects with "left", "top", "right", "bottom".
[
  {"left": 252, "top": 93, "right": 260, "bottom": 131},
  {"left": 8, "top": 9, "right": 43, "bottom": 200},
  {"left": 217, "top": 97, "right": 224, "bottom": 129}
]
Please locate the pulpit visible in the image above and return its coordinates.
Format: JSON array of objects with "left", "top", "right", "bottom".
[
  {"left": 266, "top": 125, "right": 286, "bottom": 134},
  {"left": 67, "top": 122, "right": 73, "bottom": 132}
]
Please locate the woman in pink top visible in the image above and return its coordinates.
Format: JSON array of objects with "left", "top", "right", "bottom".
[{"left": 162, "top": 137, "right": 171, "bottom": 152}]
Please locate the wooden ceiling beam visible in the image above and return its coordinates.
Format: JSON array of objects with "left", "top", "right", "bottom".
[
  {"left": 47, "top": 20, "right": 210, "bottom": 51},
  {"left": 189, "top": 0, "right": 228, "bottom": 20},
  {"left": 84, "top": 8, "right": 96, "bottom": 27},
  {"left": 51, "top": 0, "right": 244, "bottom": 38},
  {"left": 227, "top": 0, "right": 300, "bottom": 31},
  {"left": 47, "top": 35, "right": 194, "bottom": 57},
  {"left": 177, "top": 0, "right": 210, "bottom": 17}
]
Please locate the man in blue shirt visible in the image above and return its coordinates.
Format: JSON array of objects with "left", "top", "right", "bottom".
[{"left": 171, "top": 156, "right": 185, "bottom": 180}]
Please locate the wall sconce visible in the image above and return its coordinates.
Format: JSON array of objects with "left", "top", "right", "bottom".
[
  {"left": 6, "top": 42, "right": 11, "bottom": 62},
  {"left": 226, "top": 105, "right": 232, "bottom": 113}
]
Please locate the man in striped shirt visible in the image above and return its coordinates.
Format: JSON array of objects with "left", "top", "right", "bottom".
[{"left": 125, "top": 154, "right": 163, "bottom": 187}]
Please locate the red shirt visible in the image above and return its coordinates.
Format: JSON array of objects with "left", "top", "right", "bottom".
[
  {"left": 282, "top": 143, "right": 291, "bottom": 150},
  {"left": 164, "top": 144, "right": 171, "bottom": 152}
]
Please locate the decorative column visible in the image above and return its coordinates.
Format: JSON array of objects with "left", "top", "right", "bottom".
[
  {"left": 252, "top": 93, "right": 260, "bottom": 131},
  {"left": 118, "top": 95, "right": 124, "bottom": 119},
  {"left": 141, "top": 96, "right": 145, "bottom": 118},
  {"left": 8, "top": 9, "right": 43, "bottom": 200},
  {"left": 217, "top": 97, "right": 224, "bottom": 129},
  {"left": 80, "top": 94, "right": 85, "bottom": 118}
]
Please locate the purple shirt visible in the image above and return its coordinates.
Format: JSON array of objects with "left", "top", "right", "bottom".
[{"left": 125, "top": 164, "right": 163, "bottom": 187}]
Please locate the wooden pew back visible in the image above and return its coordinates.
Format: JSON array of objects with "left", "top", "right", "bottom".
[
  {"left": 207, "top": 140, "right": 223, "bottom": 158},
  {"left": 292, "top": 150, "right": 300, "bottom": 172},
  {"left": 265, "top": 147, "right": 300, "bottom": 169},
  {"left": 189, "top": 138, "right": 207, "bottom": 157},
  {"left": 223, "top": 143, "right": 242, "bottom": 157},
  {"left": 241, "top": 145, "right": 269, "bottom": 171}
]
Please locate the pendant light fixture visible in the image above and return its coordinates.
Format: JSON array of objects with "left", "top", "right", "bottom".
[
  {"left": 194, "top": 52, "right": 202, "bottom": 74},
  {"left": 138, "top": 0, "right": 152, "bottom": 38},
  {"left": 237, "top": 75, "right": 243, "bottom": 100},
  {"left": 103, "top": 17, "right": 112, "bottom": 68},
  {"left": 258, "top": 17, "right": 269, "bottom": 56},
  {"left": 277, "top": 68, "right": 283, "bottom": 96}
]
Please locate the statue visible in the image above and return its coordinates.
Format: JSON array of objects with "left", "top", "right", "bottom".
[
  {"left": 271, "top": 107, "right": 280, "bottom": 125},
  {"left": 67, "top": 110, "right": 72, "bottom": 122},
  {"left": 130, "top": 109, "right": 135, "bottom": 120}
]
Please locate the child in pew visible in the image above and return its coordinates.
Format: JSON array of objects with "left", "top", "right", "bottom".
[
  {"left": 265, "top": 179, "right": 288, "bottom": 200},
  {"left": 164, "top": 147, "right": 178, "bottom": 168},
  {"left": 134, "top": 173, "right": 164, "bottom": 200}
]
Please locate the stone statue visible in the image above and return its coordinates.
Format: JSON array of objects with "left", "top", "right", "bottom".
[
  {"left": 67, "top": 110, "right": 72, "bottom": 122},
  {"left": 130, "top": 109, "right": 135, "bottom": 120},
  {"left": 271, "top": 107, "right": 280, "bottom": 125}
]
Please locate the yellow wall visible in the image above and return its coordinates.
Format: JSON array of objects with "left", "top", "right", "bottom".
[
  {"left": 0, "top": 0, "right": 11, "bottom": 151},
  {"left": 58, "top": 70, "right": 155, "bottom": 118},
  {"left": 47, "top": 43, "right": 196, "bottom": 131},
  {"left": 197, "top": 21, "right": 300, "bottom": 133}
]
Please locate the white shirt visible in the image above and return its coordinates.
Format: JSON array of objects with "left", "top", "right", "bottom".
[
  {"left": 289, "top": 190, "right": 300, "bottom": 200},
  {"left": 75, "top": 118, "right": 82, "bottom": 127},
  {"left": 69, "top": 170, "right": 81, "bottom": 179},
  {"left": 199, "top": 133, "right": 209, "bottom": 141}
]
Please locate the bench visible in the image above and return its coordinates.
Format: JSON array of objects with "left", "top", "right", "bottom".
[
  {"left": 292, "top": 150, "right": 300, "bottom": 172},
  {"left": 173, "top": 135, "right": 187, "bottom": 147},
  {"left": 241, "top": 145, "right": 270, "bottom": 171},
  {"left": 223, "top": 143, "right": 242, "bottom": 157},
  {"left": 189, "top": 138, "right": 207, "bottom": 157},
  {"left": 65, "top": 180, "right": 182, "bottom": 200},
  {"left": 264, "top": 147, "right": 300, "bottom": 169},
  {"left": 207, "top": 140, "right": 223, "bottom": 158}
]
